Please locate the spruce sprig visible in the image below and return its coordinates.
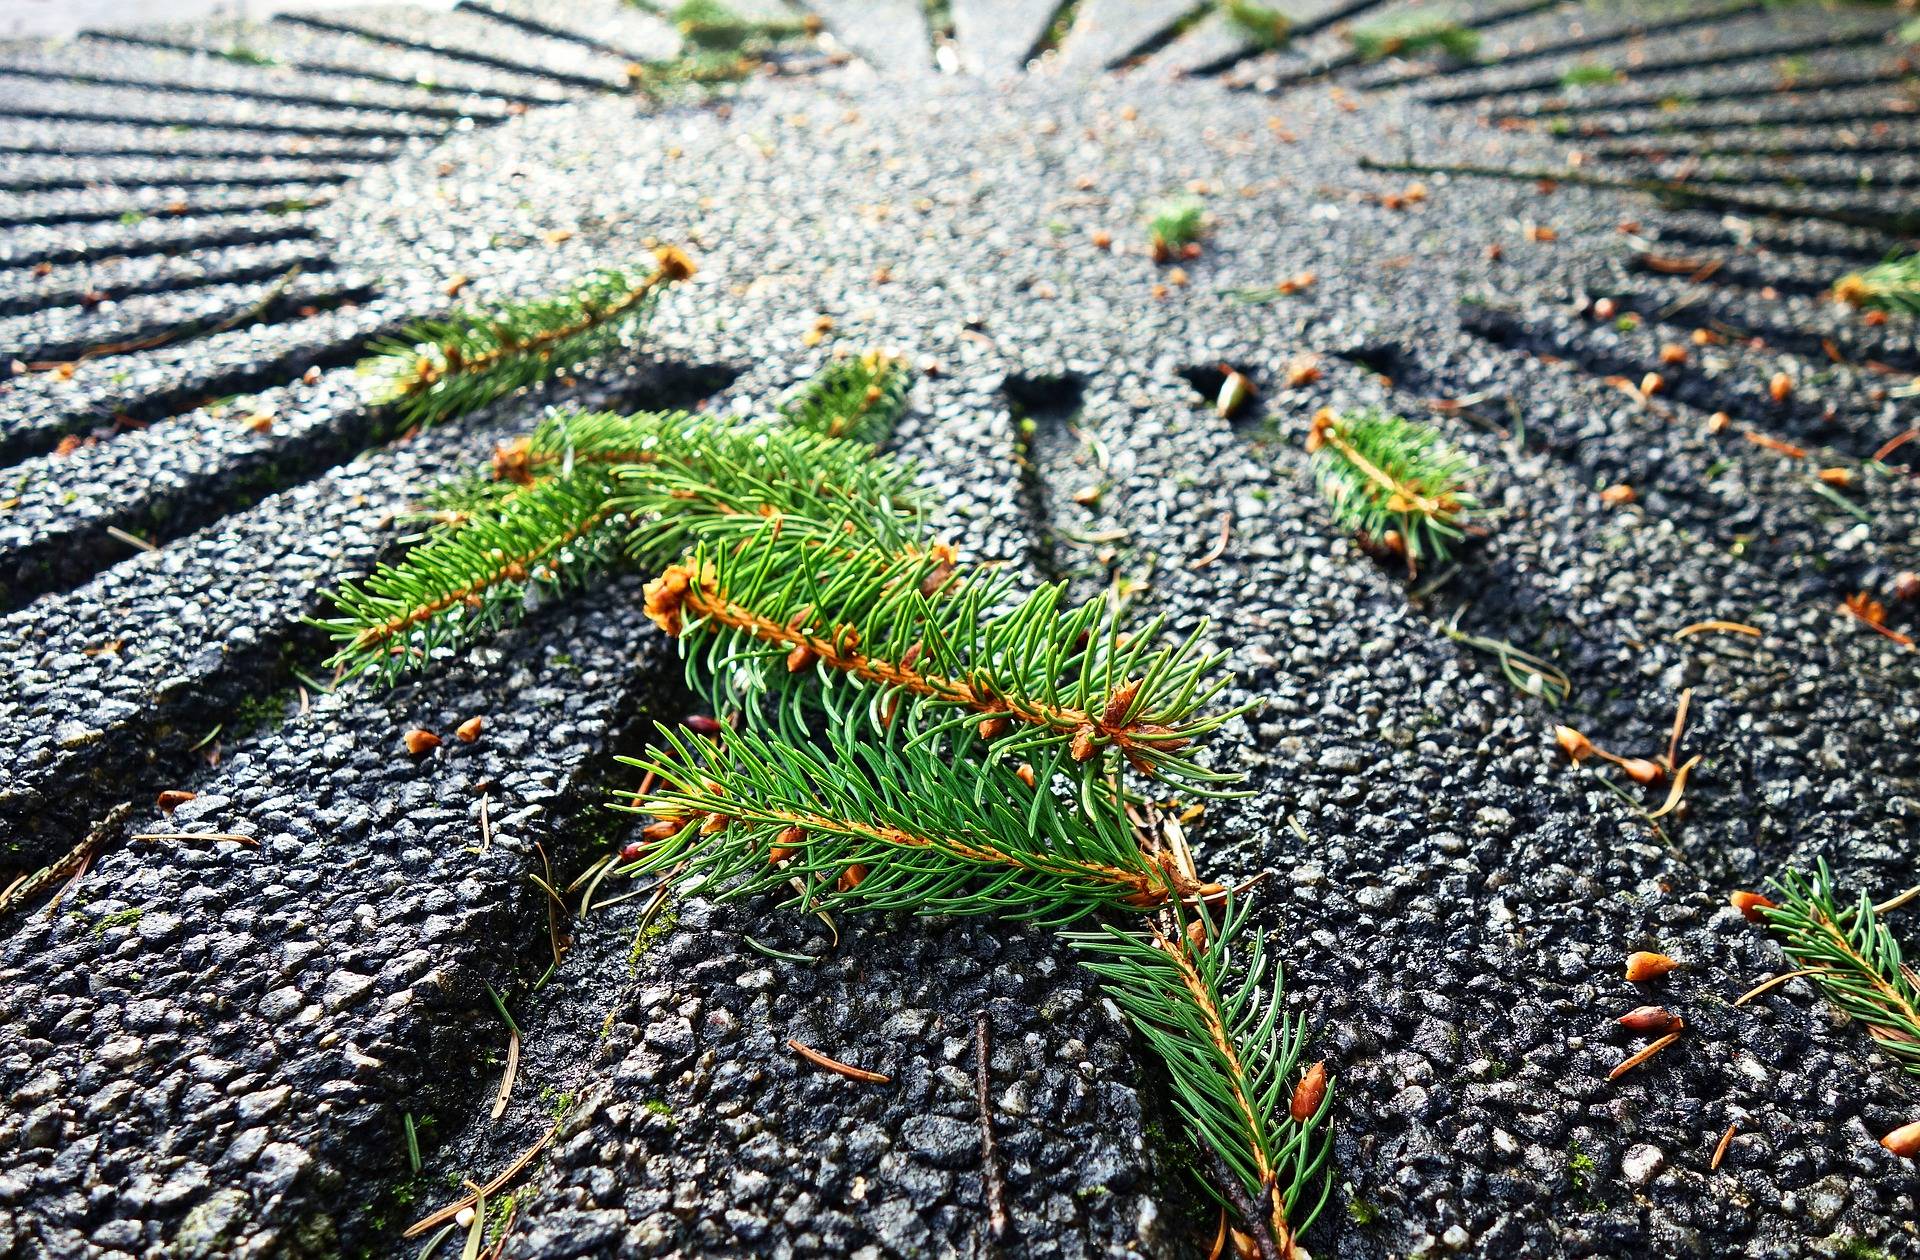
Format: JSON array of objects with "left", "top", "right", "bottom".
[
  {"left": 1348, "top": 15, "right": 1479, "bottom": 63},
  {"left": 360, "top": 246, "right": 696, "bottom": 426},
  {"left": 1307, "top": 408, "right": 1479, "bottom": 571},
  {"left": 641, "top": 534, "right": 1252, "bottom": 793},
  {"left": 1833, "top": 251, "right": 1920, "bottom": 316},
  {"left": 318, "top": 353, "right": 916, "bottom": 680},
  {"left": 622, "top": 722, "right": 1223, "bottom": 922},
  {"left": 1070, "top": 899, "right": 1333, "bottom": 1251},
  {"left": 1223, "top": 0, "right": 1292, "bottom": 50},
  {"left": 1760, "top": 862, "right": 1920, "bottom": 1074}
]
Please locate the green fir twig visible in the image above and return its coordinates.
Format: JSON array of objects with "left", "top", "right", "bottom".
[
  {"left": 317, "top": 352, "right": 916, "bottom": 680},
  {"left": 1307, "top": 408, "right": 1480, "bottom": 572},
  {"left": 360, "top": 246, "right": 696, "bottom": 426},
  {"left": 1348, "top": 15, "right": 1479, "bottom": 63},
  {"left": 1833, "top": 251, "right": 1920, "bottom": 316},
  {"left": 1223, "top": 0, "right": 1292, "bottom": 50},
  {"left": 1758, "top": 862, "right": 1920, "bottom": 1075}
]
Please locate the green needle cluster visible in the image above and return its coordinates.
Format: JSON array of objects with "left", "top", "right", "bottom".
[
  {"left": 317, "top": 352, "right": 918, "bottom": 681},
  {"left": 325, "top": 339, "right": 1332, "bottom": 1251},
  {"left": 359, "top": 247, "right": 696, "bottom": 426},
  {"left": 1759, "top": 862, "right": 1920, "bottom": 1075},
  {"left": 1307, "top": 407, "right": 1480, "bottom": 572},
  {"left": 1833, "top": 251, "right": 1920, "bottom": 316}
]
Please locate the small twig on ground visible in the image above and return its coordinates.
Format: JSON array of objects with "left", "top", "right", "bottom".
[
  {"left": 2, "top": 803, "right": 135, "bottom": 920},
  {"left": 1189, "top": 513, "right": 1232, "bottom": 571},
  {"left": 1711, "top": 1121, "right": 1737, "bottom": 1170},
  {"left": 1664, "top": 688, "right": 1691, "bottom": 772},
  {"left": 1875, "top": 886, "right": 1920, "bottom": 916},
  {"left": 105, "top": 525, "right": 159, "bottom": 553},
  {"left": 1609, "top": 1025, "right": 1683, "bottom": 1080},
  {"left": 975, "top": 1010, "right": 1009, "bottom": 1240},
  {"left": 1733, "top": 967, "right": 1832, "bottom": 1007},
  {"left": 1203, "top": 1149, "right": 1282, "bottom": 1260},
  {"left": 404, "top": 1125, "right": 556, "bottom": 1237},
  {"left": 129, "top": 831, "right": 259, "bottom": 846},
  {"left": 1645, "top": 755, "right": 1701, "bottom": 820},
  {"left": 788, "top": 1038, "right": 890, "bottom": 1084},
  {"left": 1673, "top": 620, "right": 1760, "bottom": 641}
]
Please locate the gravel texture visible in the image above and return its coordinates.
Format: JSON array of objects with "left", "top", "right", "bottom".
[{"left": 0, "top": 2, "right": 1915, "bottom": 1258}]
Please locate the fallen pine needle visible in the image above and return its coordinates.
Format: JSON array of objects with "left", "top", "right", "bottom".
[
  {"left": 1744, "top": 431, "right": 1807, "bottom": 459},
  {"left": 1207, "top": 1207, "right": 1229, "bottom": 1260},
  {"left": 1733, "top": 966, "right": 1833, "bottom": 1007},
  {"left": 403, "top": 1125, "right": 556, "bottom": 1237},
  {"left": 1874, "top": 885, "right": 1920, "bottom": 915},
  {"left": 130, "top": 831, "right": 259, "bottom": 846},
  {"left": 1609, "top": 1026, "right": 1683, "bottom": 1080},
  {"left": 1665, "top": 687, "right": 1692, "bottom": 772},
  {"left": 1872, "top": 427, "right": 1917, "bottom": 464},
  {"left": 1711, "top": 1121, "right": 1737, "bottom": 1170},
  {"left": 788, "top": 1038, "right": 890, "bottom": 1083},
  {"left": 1673, "top": 620, "right": 1761, "bottom": 640},
  {"left": 1188, "top": 513, "right": 1231, "bottom": 570},
  {"left": 105, "top": 525, "right": 159, "bottom": 552},
  {"left": 1646, "top": 754, "right": 1701, "bottom": 819},
  {"left": 1840, "top": 599, "right": 1916, "bottom": 648},
  {"left": 492, "top": 1026, "right": 520, "bottom": 1120}
]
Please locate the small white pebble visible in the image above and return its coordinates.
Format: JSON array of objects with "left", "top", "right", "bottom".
[{"left": 455, "top": 1207, "right": 476, "bottom": 1228}]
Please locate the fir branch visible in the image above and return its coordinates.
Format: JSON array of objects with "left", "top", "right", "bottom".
[
  {"left": 621, "top": 723, "right": 1223, "bottom": 921},
  {"left": 1832, "top": 251, "right": 1920, "bottom": 316},
  {"left": 1148, "top": 197, "right": 1205, "bottom": 263},
  {"left": 641, "top": 534, "right": 1253, "bottom": 791},
  {"left": 666, "top": 0, "right": 815, "bottom": 51},
  {"left": 319, "top": 354, "right": 918, "bottom": 681},
  {"left": 780, "top": 349, "right": 915, "bottom": 444},
  {"left": 1348, "top": 15, "right": 1479, "bottom": 63},
  {"left": 360, "top": 246, "right": 696, "bottom": 426},
  {"left": 1759, "top": 861, "right": 1920, "bottom": 1074},
  {"left": 1223, "top": 0, "right": 1292, "bottom": 50},
  {"left": 1307, "top": 408, "right": 1479, "bottom": 571},
  {"left": 317, "top": 468, "right": 627, "bottom": 681},
  {"left": 1067, "top": 900, "right": 1333, "bottom": 1251}
]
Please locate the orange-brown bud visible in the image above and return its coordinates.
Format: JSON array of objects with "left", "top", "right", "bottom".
[
  {"left": 1291, "top": 1061, "right": 1328, "bottom": 1122},
  {"left": 1881, "top": 1119, "right": 1920, "bottom": 1158},
  {"left": 403, "top": 729, "right": 440, "bottom": 756},
  {"left": 643, "top": 564, "right": 696, "bottom": 636},
  {"left": 456, "top": 716, "right": 484, "bottom": 743},
  {"left": 837, "top": 863, "right": 868, "bottom": 892},
  {"left": 492, "top": 436, "right": 534, "bottom": 484},
  {"left": 786, "top": 643, "right": 817, "bottom": 674},
  {"left": 1729, "top": 890, "right": 1776, "bottom": 921},
  {"left": 1066, "top": 723, "right": 1099, "bottom": 760},
  {"left": 1555, "top": 725, "right": 1595, "bottom": 762},
  {"left": 1619, "top": 758, "right": 1665, "bottom": 785},
  {"left": 652, "top": 244, "right": 698, "bottom": 282},
  {"left": 1617, "top": 1005, "right": 1680, "bottom": 1035},
  {"left": 978, "top": 716, "right": 1011, "bottom": 740},
  {"left": 1100, "top": 679, "right": 1142, "bottom": 728},
  {"left": 1625, "top": 951, "right": 1680, "bottom": 982},
  {"left": 1014, "top": 763, "right": 1037, "bottom": 789},
  {"left": 156, "top": 789, "right": 196, "bottom": 813}
]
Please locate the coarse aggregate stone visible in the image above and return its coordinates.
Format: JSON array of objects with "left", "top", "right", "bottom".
[{"left": 0, "top": 2, "right": 1915, "bottom": 1258}]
